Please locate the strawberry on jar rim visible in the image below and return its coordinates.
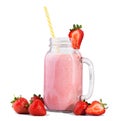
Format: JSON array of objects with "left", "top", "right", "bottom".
[{"left": 68, "top": 24, "right": 84, "bottom": 49}]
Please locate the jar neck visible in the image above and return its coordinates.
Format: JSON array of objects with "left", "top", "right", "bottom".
[
  {"left": 49, "top": 37, "right": 71, "bottom": 47},
  {"left": 49, "top": 37, "right": 79, "bottom": 54}
]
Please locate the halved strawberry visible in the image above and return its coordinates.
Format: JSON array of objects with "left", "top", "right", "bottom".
[
  {"left": 68, "top": 24, "right": 84, "bottom": 49},
  {"left": 85, "top": 99, "right": 107, "bottom": 116}
]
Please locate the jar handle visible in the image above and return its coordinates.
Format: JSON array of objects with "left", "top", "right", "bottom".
[{"left": 80, "top": 57, "right": 94, "bottom": 100}]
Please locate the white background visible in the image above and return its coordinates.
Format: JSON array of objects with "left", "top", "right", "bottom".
[{"left": 0, "top": 0, "right": 119, "bottom": 120}]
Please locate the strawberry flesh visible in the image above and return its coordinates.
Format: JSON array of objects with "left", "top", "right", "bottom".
[{"left": 85, "top": 101, "right": 106, "bottom": 116}]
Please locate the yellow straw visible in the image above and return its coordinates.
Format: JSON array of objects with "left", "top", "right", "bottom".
[{"left": 44, "top": 6, "right": 55, "bottom": 38}]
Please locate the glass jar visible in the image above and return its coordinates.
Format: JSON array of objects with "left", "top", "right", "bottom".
[{"left": 44, "top": 37, "right": 94, "bottom": 111}]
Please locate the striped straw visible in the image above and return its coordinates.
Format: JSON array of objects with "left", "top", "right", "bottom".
[{"left": 44, "top": 6, "right": 55, "bottom": 38}]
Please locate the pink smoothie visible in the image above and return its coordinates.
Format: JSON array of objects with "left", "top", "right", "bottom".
[{"left": 44, "top": 53, "right": 82, "bottom": 111}]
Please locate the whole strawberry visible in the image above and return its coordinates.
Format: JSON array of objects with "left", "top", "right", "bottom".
[
  {"left": 85, "top": 99, "right": 107, "bottom": 116},
  {"left": 73, "top": 100, "right": 88, "bottom": 115},
  {"left": 30, "top": 94, "right": 44, "bottom": 104},
  {"left": 68, "top": 24, "right": 84, "bottom": 49},
  {"left": 28, "top": 99, "right": 46, "bottom": 116},
  {"left": 11, "top": 96, "right": 29, "bottom": 114}
]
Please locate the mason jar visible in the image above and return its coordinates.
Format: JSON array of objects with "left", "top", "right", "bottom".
[{"left": 44, "top": 37, "right": 94, "bottom": 111}]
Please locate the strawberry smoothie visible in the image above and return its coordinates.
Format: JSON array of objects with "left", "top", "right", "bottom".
[{"left": 44, "top": 53, "right": 82, "bottom": 111}]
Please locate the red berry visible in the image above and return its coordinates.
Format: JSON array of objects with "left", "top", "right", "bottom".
[
  {"left": 11, "top": 96, "right": 29, "bottom": 114},
  {"left": 28, "top": 99, "right": 46, "bottom": 116},
  {"left": 68, "top": 24, "right": 84, "bottom": 49},
  {"left": 85, "top": 99, "right": 107, "bottom": 116},
  {"left": 73, "top": 100, "right": 88, "bottom": 115},
  {"left": 30, "top": 94, "right": 44, "bottom": 104}
]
